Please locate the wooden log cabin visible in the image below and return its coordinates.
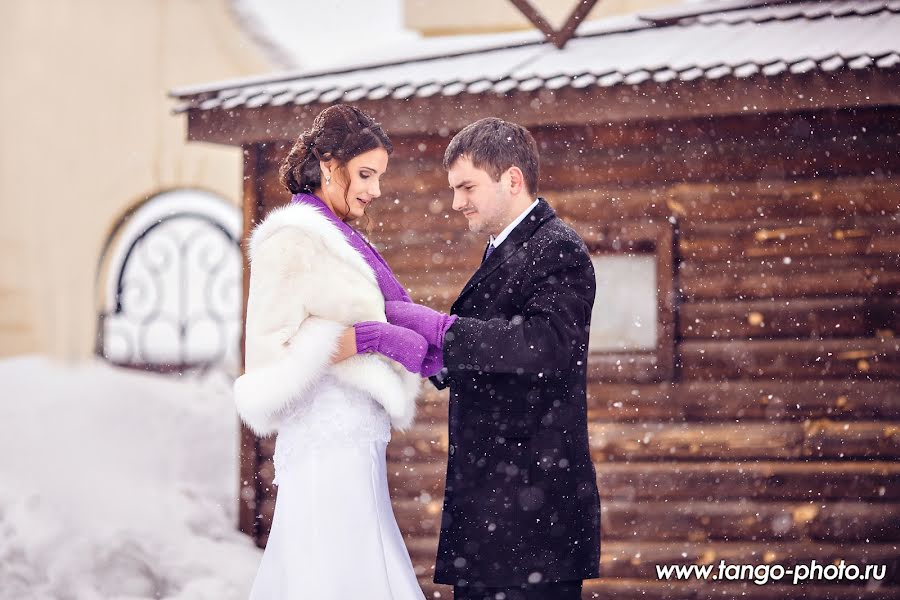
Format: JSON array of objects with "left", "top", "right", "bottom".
[{"left": 173, "top": 1, "right": 900, "bottom": 597}]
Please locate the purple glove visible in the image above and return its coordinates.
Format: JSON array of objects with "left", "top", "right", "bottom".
[
  {"left": 384, "top": 301, "right": 457, "bottom": 377},
  {"left": 353, "top": 321, "right": 428, "bottom": 374},
  {"left": 384, "top": 301, "right": 457, "bottom": 348},
  {"left": 419, "top": 345, "right": 445, "bottom": 378}
]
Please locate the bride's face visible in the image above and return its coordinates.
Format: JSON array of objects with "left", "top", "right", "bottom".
[{"left": 323, "top": 147, "right": 389, "bottom": 221}]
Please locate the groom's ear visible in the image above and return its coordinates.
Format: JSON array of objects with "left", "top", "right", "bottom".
[{"left": 506, "top": 166, "right": 526, "bottom": 195}]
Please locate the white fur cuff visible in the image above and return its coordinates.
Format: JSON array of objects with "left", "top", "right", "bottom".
[{"left": 234, "top": 318, "right": 345, "bottom": 436}]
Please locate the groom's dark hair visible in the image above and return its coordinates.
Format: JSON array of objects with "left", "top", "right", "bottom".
[{"left": 443, "top": 118, "right": 540, "bottom": 196}]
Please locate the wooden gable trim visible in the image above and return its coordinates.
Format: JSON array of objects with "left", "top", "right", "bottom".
[{"left": 508, "top": 0, "right": 600, "bottom": 49}]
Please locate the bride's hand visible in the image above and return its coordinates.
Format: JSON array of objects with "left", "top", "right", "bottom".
[{"left": 331, "top": 327, "right": 358, "bottom": 363}]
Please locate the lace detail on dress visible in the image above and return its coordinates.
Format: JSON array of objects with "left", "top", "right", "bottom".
[{"left": 273, "top": 375, "right": 391, "bottom": 484}]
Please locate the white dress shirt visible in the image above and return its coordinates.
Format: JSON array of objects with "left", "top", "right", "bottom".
[{"left": 488, "top": 198, "right": 540, "bottom": 250}]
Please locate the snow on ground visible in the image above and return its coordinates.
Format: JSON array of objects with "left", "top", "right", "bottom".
[{"left": 0, "top": 355, "right": 261, "bottom": 600}]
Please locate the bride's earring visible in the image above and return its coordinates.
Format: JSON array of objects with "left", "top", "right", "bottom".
[{"left": 325, "top": 174, "right": 331, "bottom": 186}]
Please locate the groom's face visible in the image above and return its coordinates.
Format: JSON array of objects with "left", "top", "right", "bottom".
[{"left": 448, "top": 155, "right": 509, "bottom": 236}]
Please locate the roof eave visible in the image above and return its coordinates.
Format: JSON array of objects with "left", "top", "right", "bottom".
[{"left": 181, "top": 68, "right": 900, "bottom": 147}]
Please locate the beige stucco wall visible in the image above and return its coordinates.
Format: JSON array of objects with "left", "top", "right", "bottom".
[
  {"left": 0, "top": 0, "right": 271, "bottom": 361},
  {"left": 405, "top": 0, "right": 683, "bottom": 35}
]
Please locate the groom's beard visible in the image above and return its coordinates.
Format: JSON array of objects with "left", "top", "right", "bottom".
[
  {"left": 464, "top": 189, "right": 507, "bottom": 235},
  {"left": 459, "top": 206, "right": 483, "bottom": 233}
]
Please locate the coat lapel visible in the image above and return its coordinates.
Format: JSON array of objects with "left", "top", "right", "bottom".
[{"left": 453, "top": 198, "right": 556, "bottom": 309}]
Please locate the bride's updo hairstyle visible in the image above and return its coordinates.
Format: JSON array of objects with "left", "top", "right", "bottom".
[{"left": 279, "top": 104, "right": 393, "bottom": 197}]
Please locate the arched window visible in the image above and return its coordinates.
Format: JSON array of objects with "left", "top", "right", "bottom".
[{"left": 95, "top": 189, "right": 242, "bottom": 375}]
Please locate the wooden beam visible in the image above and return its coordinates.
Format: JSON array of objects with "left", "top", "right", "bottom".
[
  {"left": 554, "top": 0, "right": 601, "bottom": 49},
  {"left": 680, "top": 215, "right": 900, "bottom": 260},
  {"left": 680, "top": 255, "right": 900, "bottom": 300},
  {"left": 587, "top": 379, "right": 900, "bottom": 422},
  {"left": 386, "top": 460, "right": 900, "bottom": 502},
  {"left": 184, "top": 69, "right": 900, "bottom": 147},
  {"left": 394, "top": 498, "right": 900, "bottom": 541},
  {"left": 508, "top": 0, "right": 600, "bottom": 49},
  {"left": 404, "top": 537, "right": 900, "bottom": 581},
  {"left": 390, "top": 419, "right": 900, "bottom": 461},
  {"left": 679, "top": 337, "right": 900, "bottom": 380},
  {"left": 507, "top": 0, "right": 558, "bottom": 45},
  {"left": 679, "top": 297, "right": 887, "bottom": 340},
  {"left": 238, "top": 144, "right": 263, "bottom": 541},
  {"left": 408, "top": 379, "right": 900, "bottom": 423}
]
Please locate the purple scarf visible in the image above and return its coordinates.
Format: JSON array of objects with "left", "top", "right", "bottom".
[{"left": 290, "top": 193, "right": 411, "bottom": 303}]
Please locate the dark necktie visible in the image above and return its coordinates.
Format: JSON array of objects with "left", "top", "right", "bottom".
[{"left": 483, "top": 242, "right": 495, "bottom": 263}]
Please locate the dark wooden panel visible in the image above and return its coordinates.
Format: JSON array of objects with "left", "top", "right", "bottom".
[
  {"left": 680, "top": 216, "right": 900, "bottom": 263},
  {"left": 387, "top": 460, "right": 900, "bottom": 502},
  {"left": 394, "top": 498, "right": 899, "bottom": 542},
  {"left": 586, "top": 380, "right": 900, "bottom": 422},
  {"left": 545, "top": 135, "right": 900, "bottom": 190},
  {"left": 679, "top": 337, "right": 900, "bottom": 381},
  {"left": 599, "top": 501, "right": 900, "bottom": 543},
  {"left": 597, "top": 461, "right": 900, "bottom": 502},
  {"left": 371, "top": 198, "right": 469, "bottom": 236},
  {"left": 405, "top": 387, "right": 450, "bottom": 423},
  {"left": 680, "top": 255, "right": 900, "bottom": 300},
  {"left": 376, "top": 229, "right": 482, "bottom": 275},
  {"left": 679, "top": 297, "right": 873, "bottom": 340},
  {"left": 257, "top": 435, "right": 275, "bottom": 458},
  {"left": 587, "top": 353, "right": 670, "bottom": 384},
  {"left": 190, "top": 75, "right": 900, "bottom": 154},
  {"left": 366, "top": 129, "right": 900, "bottom": 194},
  {"left": 578, "top": 579, "right": 900, "bottom": 600},
  {"left": 403, "top": 280, "right": 468, "bottom": 310},
  {"left": 242, "top": 113, "right": 900, "bottom": 559},
  {"left": 367, "top": 177, "right": 900, "bottom": 235},
  {"left": 261, "top": 213, "right": 900, "bottom": 311},
  {"left": 389, "top": 425, "right": 447, "bottom": 462},
  {"left": 411, "top": 380, "right": 900, "bottom": 424},
  {"left": 257, "top": 496, "right": 275, "bottom": 533},
  {"left": 262, "top": 106, "right": 900, "bottom": 198},
  {"left": 405, "top": 537, "right": 900, "bottom": 583},
  {"left": 589, "top": 421, "right": 900, "bottom": 461},
  {"left": 255, "top": 140, "right": 292, "bottom": 211},
  {"left": 417, "top": 578, "right": 900, "bottom": 600},
  {"left": 257, "top": 457, "right": 275, "bottom": 489},
  {"left": 390, "top": 420, "right": 900, "bottom": 462},
  {"left": 591, "top": 540, "right": 900, "bottom": 583},
  {"left": 239, "top": 144, "right": 265, "bottom": 542},
  {"left": 669, "top": 177, "right": 900, "bottom": 224},
  {"left": 532, "top": 108, "right": 900, "bottom": 153}
]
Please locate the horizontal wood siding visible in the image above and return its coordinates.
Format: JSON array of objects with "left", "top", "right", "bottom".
[{"left": 245, "top": 106, "right": 900, "bottom": 595}]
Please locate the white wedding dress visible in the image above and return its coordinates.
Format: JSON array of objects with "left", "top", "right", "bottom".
[{"left": 247, "top": 373, "right": 425, "bottom": 599}]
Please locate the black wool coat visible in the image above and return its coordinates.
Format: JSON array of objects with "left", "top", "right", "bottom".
[{"left": 429, "top": 198, "right": 601, "bottom": 587}]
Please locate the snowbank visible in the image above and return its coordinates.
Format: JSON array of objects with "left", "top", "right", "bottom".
[{"left": 0, "top": 356, "right": 261, "bottom": 600}]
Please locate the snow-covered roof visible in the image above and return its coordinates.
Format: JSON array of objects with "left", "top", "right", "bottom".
[{"left": 172, "top": 0, "right": 900, "bottom": 113}]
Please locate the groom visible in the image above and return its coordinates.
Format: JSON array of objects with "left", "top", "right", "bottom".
[{"left": 385, "top": 118, "right": 600, "bottom": 599}]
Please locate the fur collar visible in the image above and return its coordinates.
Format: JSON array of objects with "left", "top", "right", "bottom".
[
  {"left": 236, "top": 201, "right": 421, "bottom": 436},
  {"left": 249, "top": 202, "right": 377, "bottom": 288}
]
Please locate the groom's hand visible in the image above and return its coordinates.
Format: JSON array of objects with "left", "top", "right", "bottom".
[
  {"left": 384, "top": 300, "right": 455, "bottom": 347},
  {"left": 420, "top": 345, "right": 445, "bottom": 378}
]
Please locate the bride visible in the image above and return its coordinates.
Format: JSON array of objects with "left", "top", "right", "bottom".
[{"left": 234, "top": 104, "right": 432, "bottom": 599}]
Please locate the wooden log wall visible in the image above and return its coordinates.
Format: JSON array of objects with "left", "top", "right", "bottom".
[{"left": 244, "top": 106, "right": 900, "bottom": 598}]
